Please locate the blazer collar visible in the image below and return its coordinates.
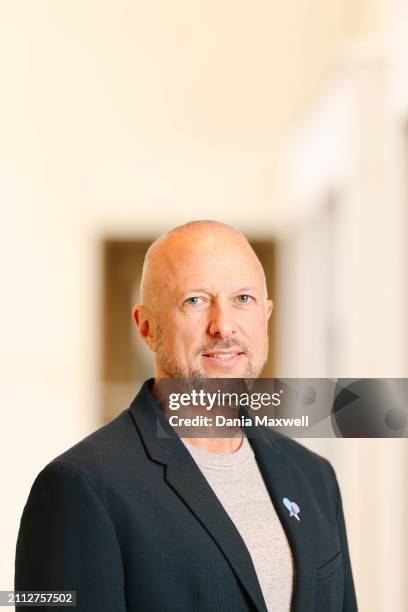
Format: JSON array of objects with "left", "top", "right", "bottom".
[
  {"left": 129, "top": 379, "right": 317, "bottom": 612},
  {"left": 128, "top": 378, "right": 178, "bottom": 465}
]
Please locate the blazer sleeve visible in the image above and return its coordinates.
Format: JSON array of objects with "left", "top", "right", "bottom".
[
  {"left": 15, "top": 461, "right": 127, "bottom": 612},
  {"left": 326, "top": 460, "right": 358, "bottom": 611}
]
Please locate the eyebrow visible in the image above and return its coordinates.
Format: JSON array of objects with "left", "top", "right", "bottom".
[
  {"left": 183, "top": 286, "right": 260, "bottom": 294},
  {"left": 234, "top": 287, "right": 260, "bottom": 293}
]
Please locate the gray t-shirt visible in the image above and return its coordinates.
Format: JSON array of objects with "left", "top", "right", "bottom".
[{"left": 182, "top": 436, "right": 294, "bottom": 612}]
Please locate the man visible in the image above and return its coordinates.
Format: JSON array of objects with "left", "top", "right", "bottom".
[{"left": 15, "top": 220, "right": 357, "bottom": 611}]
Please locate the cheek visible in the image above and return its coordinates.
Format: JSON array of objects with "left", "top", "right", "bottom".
[
  {"left": 245, "top": 317, "right": 269, "bottom": 350},
  {"left": 175, "top": 314, "right": 206, "bottom": 342},
  {"left": 168, "top": 321, "right": 202, "bottom": 357}
]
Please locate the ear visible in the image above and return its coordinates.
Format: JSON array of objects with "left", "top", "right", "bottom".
[
  {"left": 266, "top": 299, "right": 273, "bottom": 321},
  {"left": 132, "top": 304, "right": 158, "bottom": 352}
]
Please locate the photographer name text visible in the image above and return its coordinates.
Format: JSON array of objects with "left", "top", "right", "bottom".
[{"left": 168, "top": 415, "right": 309, "bottom": 428}]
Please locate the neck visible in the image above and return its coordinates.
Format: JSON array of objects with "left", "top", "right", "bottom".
[{"left": 183, "top": 435, "right": 243, "bottom": 454}]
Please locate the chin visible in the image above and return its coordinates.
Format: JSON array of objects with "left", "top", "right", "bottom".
[{"left": 203, "top": 367, "right": 247, "bottom": 379}]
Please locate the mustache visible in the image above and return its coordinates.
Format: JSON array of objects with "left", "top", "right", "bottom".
[{"left": 197, "top": 340, "right": 249, "bottom": 354}]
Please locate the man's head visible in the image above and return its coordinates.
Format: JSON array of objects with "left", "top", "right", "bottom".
[{"left": 133, "top": 220, "right": 273, "bottom": 379}]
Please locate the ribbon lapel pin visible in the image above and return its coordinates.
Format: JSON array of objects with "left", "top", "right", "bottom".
[{"left": 283, "top": 497, "right": 301, "bottom": 521}]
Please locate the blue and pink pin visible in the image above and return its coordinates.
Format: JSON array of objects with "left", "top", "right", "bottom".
[{"left": 283, "top": 497, "right": 301, "bottom": 521}]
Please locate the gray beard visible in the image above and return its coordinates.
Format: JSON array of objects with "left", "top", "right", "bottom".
[
  {"left": 156, "top": 344, "right": 266, "bottom": 383},
  {"left": 155, "top": 324, "right": 267, "bottom": 383}
]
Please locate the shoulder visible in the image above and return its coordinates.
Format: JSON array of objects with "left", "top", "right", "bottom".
[
  {"left": 272, "top": 430, "right": 331, "bottom": 465},
  {"left": 38, "top": 407, "right": 144, "bottom": 491},
  {"left": 263, "top": 429, "right": 339, "bottom": 495}
]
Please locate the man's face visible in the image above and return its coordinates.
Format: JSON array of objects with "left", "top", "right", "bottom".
[{"left": 136, "top": 230, "right": 273, "bottom": 379}]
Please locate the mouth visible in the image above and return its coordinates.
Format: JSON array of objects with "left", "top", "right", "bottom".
[{"left": 201, "top": 350, "right": 246, "bottom": 366}]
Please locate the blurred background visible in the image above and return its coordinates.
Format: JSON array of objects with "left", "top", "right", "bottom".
[{"left": 1, "top": 1, "right": 408, "bottom": 609}]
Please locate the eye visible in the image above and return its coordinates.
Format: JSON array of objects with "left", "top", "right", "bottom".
[
  {"left": 184, "top": 296, "right": 203, "bottom": 306},
  {"left": 236, "top": 294, "right": 254, "bottom": 304}
]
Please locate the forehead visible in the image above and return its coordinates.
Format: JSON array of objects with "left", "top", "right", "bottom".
[{"left": 156, "top": 230, "right": 265, "bottom": 294}]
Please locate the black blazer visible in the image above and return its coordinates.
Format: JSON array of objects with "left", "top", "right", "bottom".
[{"left": 15, "top": 379, "right": 357, "bottom": 611}]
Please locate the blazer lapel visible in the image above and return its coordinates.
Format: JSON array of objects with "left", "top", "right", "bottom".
[
  {"left": 248, "top": 431, "right": 317, "bottom": 612},
  {"left": 166, "top": 445, "right": 268, "bottom": 612},
  {"left": 129, "top": 380, "right": 268, "bottom": 612}
]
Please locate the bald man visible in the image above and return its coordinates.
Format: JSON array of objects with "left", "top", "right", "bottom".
[{"left": 15, "top": 221, "right": 357, "bottom": 612}]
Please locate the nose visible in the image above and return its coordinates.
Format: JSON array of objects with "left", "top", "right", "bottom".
[{"left": 208, "top": 302, "right": 237, "bottom": 338}]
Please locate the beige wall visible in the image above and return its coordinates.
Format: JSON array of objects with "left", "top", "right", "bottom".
[{"left": 0, "top": 1, "right": 392, "bottom": 230}]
